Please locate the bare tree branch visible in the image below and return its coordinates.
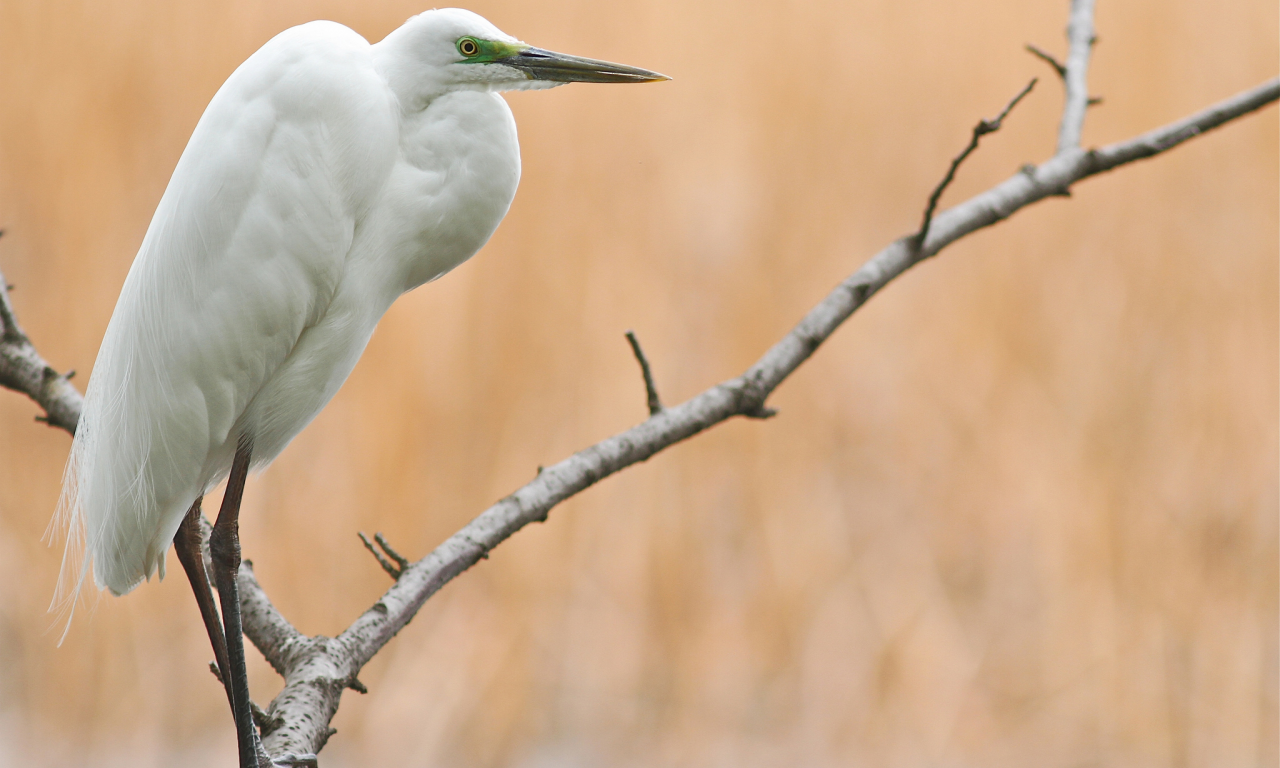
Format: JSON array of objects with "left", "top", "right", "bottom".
[
  {"left": 0, "top": 237, "right": 82, "bottom": 435},
  {"left": 1086, "top": 80, "right": 1278, "bottom": 164},
  {"left": 1, "top": 9, "right": 1275, "bottom": 759},
  {"left": 1057, "top": 0, "right": 1097, "bottom": 153}
]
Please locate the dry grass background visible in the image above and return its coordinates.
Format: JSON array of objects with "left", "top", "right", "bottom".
[{"left": 0, "top": 0, "right": 1276, "bottom": 766}]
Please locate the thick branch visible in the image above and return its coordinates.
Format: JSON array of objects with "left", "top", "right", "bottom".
[
  {"left": 0, "top": 247, "right": 82, "bottom": 435},
  {"left": 1057, "top": 0, "right": 1097, "bottom": 153}
]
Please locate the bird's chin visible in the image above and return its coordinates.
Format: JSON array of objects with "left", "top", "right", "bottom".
[
  {"left": 459, "top": 63, "right": 566, "bottom": 93},
  {"left": 498, "top": 79, "right": 567, "bottom": 92}
]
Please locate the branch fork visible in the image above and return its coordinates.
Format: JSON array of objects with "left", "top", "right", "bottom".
[
  {"left": 916, "top": 78, "right": 1038, "bottom": 247},
  {"left": 358, "top": 532, "right": 409, "bottom": 580}
]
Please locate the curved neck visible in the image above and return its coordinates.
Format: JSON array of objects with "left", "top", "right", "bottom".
[{"left": 372, "top": 22, "right": 449, "bottom": 111}]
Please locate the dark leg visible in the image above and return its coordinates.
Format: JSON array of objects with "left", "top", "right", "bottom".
[
  {"left": 173, "top": 497, "right": 235, "bottom": 713},
  {"left": 209, "top": 437, "right": 270, "bottom": 768}
]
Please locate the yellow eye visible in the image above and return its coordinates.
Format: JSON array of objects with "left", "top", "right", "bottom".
[{"left": 458, "top": 38, "right": 480, "bottom": 57}]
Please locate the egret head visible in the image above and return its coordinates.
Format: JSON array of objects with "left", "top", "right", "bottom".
[{"left": 377, "top": 8, "right": 668, "bottom": 104}]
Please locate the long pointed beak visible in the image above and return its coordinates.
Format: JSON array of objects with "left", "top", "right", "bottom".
[{"left": 500, "top": 47, "right": 670, "bottom": 83}]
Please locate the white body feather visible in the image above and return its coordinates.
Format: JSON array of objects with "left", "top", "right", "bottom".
[{"left": 59, "top": 11, "right": 524, "bottom": 597}]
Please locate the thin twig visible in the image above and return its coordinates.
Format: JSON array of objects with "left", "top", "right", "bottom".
[
  {"left": 916, "top": 78, "right": 1038, "bottom": 245},
  {"left": 374, "top": 533, "right": 409, "bottom": 572},
  {"left": 1027, "top": 43, "right": 1103, "bottom": 106},
  {"left": 345, "top": 675, "right": 368, "bottom": 694},
  {"left": 1025, "top": 43, "right": 1066, "bottom": 78},
  {"left": 212, "top": 654, "right": 284, "bottom": 735},
  {"left": 742, "top": 404, "right": 778, "bottom": 419},
  {"left": 624, "top": 330, "right": 663, "bottom": 416},
  {"left": 251, "top": 700, "right": 284, "bottom": 736},
  {"left": 358, "top": 529, "right": 401, "bottom": 578}
]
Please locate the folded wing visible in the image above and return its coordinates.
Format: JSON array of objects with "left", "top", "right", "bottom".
[{"left": 56, "top": 21, "right": 397, "bottom": 601}]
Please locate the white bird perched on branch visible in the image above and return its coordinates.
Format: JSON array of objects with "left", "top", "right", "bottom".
[{"left": 52, "top": 8, "right": 666, "bottom": 766}]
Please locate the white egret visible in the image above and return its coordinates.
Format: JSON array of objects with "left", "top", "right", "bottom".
[{"left": 55, "top": 8, "right": 666, "bottom": 766}]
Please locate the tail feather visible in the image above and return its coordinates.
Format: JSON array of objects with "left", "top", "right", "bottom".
[
  {"left": 46, "top": 429, "right": 96, "bottom": 645},
  {"left": 48, "top": 325, "right": 183, "bottom": 640}
]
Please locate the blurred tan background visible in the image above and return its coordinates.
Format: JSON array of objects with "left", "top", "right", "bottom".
[{"left": 0, "top": 0, "right": 1275, "bottom": 766}]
